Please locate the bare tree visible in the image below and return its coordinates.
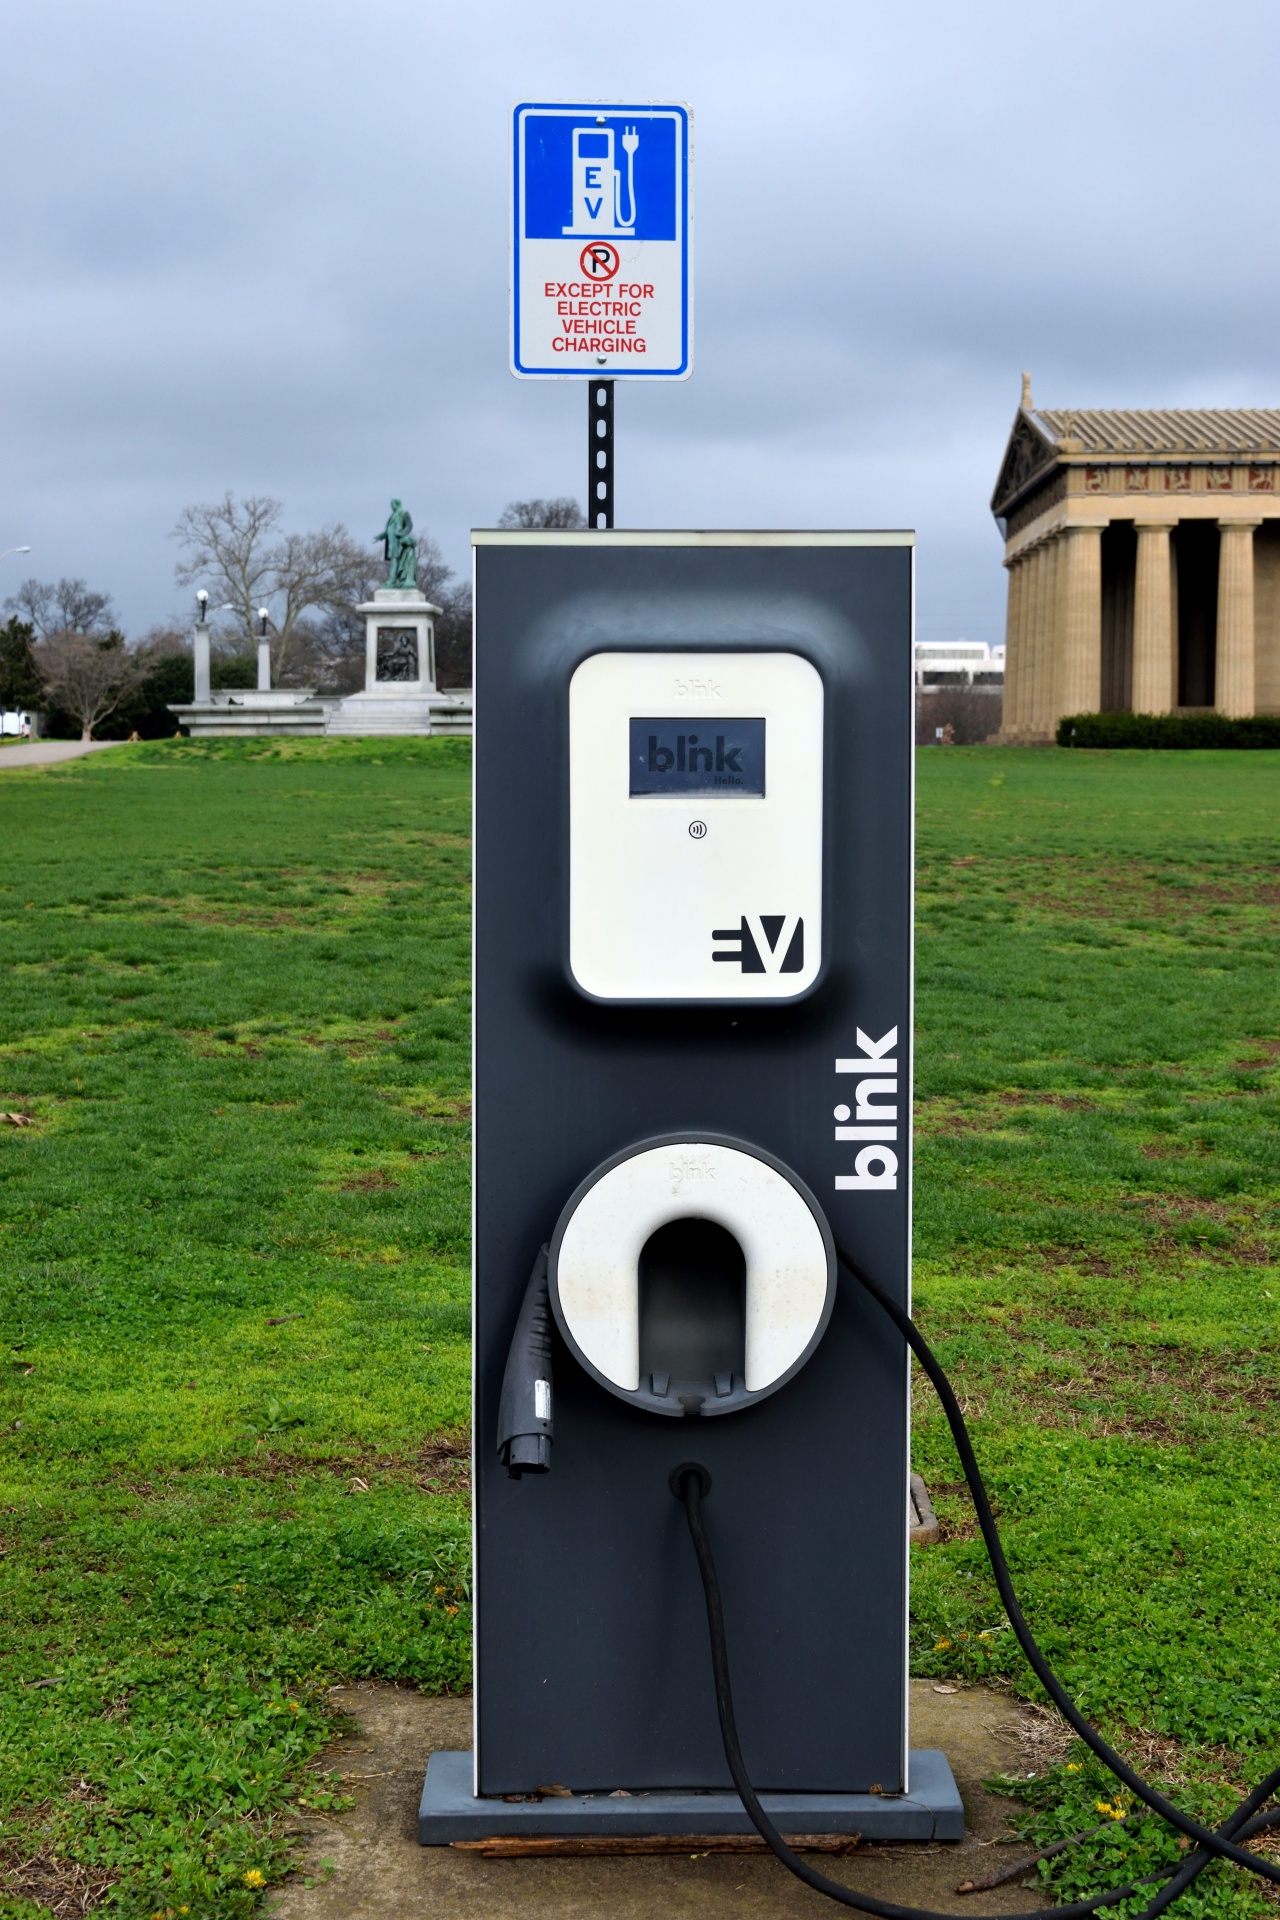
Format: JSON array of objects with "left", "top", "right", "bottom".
[
  {"left": 498, "top": 497, "right": 585, "bottom": 529},
  {"left": 5, "top": 577, "right": 116, "bottom": 640},
  {"left": 36, "top": 632, "right": 146, "bottom": 741},
  {"left": 433, "top": 579, "right": 473, "bottom": 689},
  {"left": 172, "top": 494, "right": 370, "bottom": 685},
  {"left": 135, "top": 624, "right": 190, "bottom": 658}
]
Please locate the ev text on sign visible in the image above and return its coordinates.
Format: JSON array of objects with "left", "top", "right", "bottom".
[{"left": 511, "top": 102, "right": 691, "bottom": 380}]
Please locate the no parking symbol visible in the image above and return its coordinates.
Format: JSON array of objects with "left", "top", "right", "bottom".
[{"left": 581, "top": 242, "right": 620, "bottom": 281}]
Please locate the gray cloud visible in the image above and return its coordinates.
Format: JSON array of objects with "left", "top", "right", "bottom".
[{"left": 3, "top": 0, "right": 1278, "bottom": 647}]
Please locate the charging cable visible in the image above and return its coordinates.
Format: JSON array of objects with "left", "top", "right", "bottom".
[{"left": 671, "top": 1243, "right": 1280, "bottom": 1919}]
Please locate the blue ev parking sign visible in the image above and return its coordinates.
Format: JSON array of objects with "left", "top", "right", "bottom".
[{"left": 511, "top": 101, "right": 691, "bottom": 379}]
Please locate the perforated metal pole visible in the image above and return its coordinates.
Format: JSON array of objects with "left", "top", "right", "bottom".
[{"left": 588, "top": 380, "right": 614, "bottom": 528}]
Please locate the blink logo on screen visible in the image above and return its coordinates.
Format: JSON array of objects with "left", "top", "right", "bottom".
[{"left": 629, "top": 718, "right": 765, "bottom": 796}]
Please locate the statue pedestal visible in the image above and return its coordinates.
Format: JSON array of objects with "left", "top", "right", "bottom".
[
  {"left": 170, "top": 688, "right": 336, "bottom": 738},
  {"left": 360, "top": 587, "right": 439, "bottom": 695},
  {"left": 326, "top": 588, "right": 472, "bottom": 737}
]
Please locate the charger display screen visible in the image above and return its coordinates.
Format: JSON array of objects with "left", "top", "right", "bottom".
[{"left": 629, "top": 718, "right": 765, "bottom": 796}]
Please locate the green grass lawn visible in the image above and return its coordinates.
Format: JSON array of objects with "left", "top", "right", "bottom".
[{"left": 0, "top": 739, "right": 1277, "bottom": 1920}]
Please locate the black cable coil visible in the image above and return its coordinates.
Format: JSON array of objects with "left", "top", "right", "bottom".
[{"left": 671, "top": 1243, "right": 1280, "bottom": 1920}]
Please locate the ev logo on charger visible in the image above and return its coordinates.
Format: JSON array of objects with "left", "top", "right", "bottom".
[{"left": 713, "top": 915, "right": 805, "bottom": 975}]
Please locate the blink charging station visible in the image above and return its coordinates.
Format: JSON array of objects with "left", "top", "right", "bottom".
[
  {"left": 417, "top": 534, "right": 1280, "bottom": 1917},
  {"left": 417, "top": 527, "right": 969, "bottom": 1844}
]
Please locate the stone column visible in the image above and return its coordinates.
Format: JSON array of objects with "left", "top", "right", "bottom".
[
  {"left": 1131, "top": 522, "right": 1176, "bottom": 713},
  {"left": 1025, "top": 541, "right": 1048, "bottom": 736},
  {"left": 193, "top": 622, "right": 211, "bottom": 704},
  {"left": 1216, "top": 520, "right": 1260, "bottom": 717},
  {"left": 1002, "top": 555, "right": 1028, "bottom": 734},
  {"left": 1014, "top": 552, "right": 1035, "bottom": 734},
  {"left": 1027, "top": 536, "right": 1059, "bottom": 737},
  {"left": 1056, "top": 525, "right": 1104, "bottom": 721},
  {"left": 257, "top": 638, "right": 272, "bottom": 692},
  {"left": 1042, "top": 536, "right": 1063, "bottom": 732}
]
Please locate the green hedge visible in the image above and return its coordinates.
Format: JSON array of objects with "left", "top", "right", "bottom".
[{"left": 1057, "top": 710, "right": 1280, "bottom": 749}]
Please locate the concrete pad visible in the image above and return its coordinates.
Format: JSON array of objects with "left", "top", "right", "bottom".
[
  {"left": 270, "top": 1682, "right": 1050, "bottom": 1920},
  {"left": 0, "top": 740, "right": 124, "bottom": 769},
  {"left": 420, "top": 1745, "right": 963, "bottom": 1843}
]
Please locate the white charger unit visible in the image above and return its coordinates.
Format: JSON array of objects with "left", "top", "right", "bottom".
[{"left": 568, "top": 651, "right": 824, "bottom": 1001}]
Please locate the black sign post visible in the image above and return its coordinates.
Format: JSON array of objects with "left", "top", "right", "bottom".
[{"left": 588, "top": 379, "right": 614, "bottom": 528}]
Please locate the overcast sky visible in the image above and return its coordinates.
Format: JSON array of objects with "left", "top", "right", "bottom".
[{"left": 3, "top": 0, "right": 1279, "bottom": 645}]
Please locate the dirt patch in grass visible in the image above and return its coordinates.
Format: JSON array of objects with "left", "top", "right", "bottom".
[
  {"left": 299, "top": 1028, "right": 400, "bottom": 1054},
  {"left": 917, "top": 1092, "right": 1100, "bottom": 1136},
  {"left": 0, "top": 1835, "right": 117, "bottom": 1917},
  {"left": 1235, "top": 1039, "right": 1280, "bottom": 1069},
  {"left": 161, "top": 900, "right": 318, "bottom": 931},
  {"left": 181, "top": 1020, "right": 405, "bottom": 1063},
  {"left": 997, "top": 1091, "right": 1098, "bottom": 1112},
  {"left": 1040, "top": 1249, "right": 1116, "bottom": 1275},
  {"left": 1137, "top": 1193, "right": 1276, "bottom": 1262},
  {"left": 414, "top": 1435, "right": 470, "bottom": 1492},
  {"left": 944, "top": 1342, "right": 1280, "bottom": 1441},
  {"left": 999, "top": 857, "right": 1280, "bottom": 925},
  {"left": 381, "top": 830, "right": 471, "bottom": 852},
  {"left": 167, "top": 1432, "right": 475, "bottom": 1494},
  {"left": 397, "top": 1094, "right": 470, "bottom": 1121},
  {"left": 340, "top": 1170, "right": 397, "bottom": 1192},
  {"left": 922, "top": 852, "right": 1280, "bottom": 961}
]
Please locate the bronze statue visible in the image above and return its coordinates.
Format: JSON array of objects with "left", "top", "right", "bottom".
[{"left": 376, "top": 498, "right": 418, "bottom": 590}]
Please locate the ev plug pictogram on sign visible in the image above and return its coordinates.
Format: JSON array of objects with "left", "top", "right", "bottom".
[{"left": 511, "top": 101, "right": 692, "bottom": 380}]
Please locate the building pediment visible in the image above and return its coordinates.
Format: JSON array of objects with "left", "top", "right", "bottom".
[{"left": 991, "top": 412, "right": 1058, "bottom": 518}]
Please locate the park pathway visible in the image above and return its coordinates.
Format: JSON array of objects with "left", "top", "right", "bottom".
[{"left": 0, "top": 740, "right": 125, "bottom": 769}]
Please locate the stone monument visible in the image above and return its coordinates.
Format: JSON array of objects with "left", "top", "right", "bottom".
[
  {"left": 326, "top": 498, "right": 472, "bottom": 737},
  {"left": 170, "top": 593, "right": 335, "bottom": 737}
]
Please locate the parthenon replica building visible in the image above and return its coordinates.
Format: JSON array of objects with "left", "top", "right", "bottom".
[{"left": 992, "top": 377, "right": 1280, "bottom": 739}]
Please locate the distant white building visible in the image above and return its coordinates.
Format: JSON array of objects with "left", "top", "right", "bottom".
[{"left": 914, "top": 640, "right": 1005, "bottom": 689}]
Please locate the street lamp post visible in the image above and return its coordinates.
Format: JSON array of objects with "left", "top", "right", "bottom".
[
  {"left": 257, "top": 610, "right": 271, "bottom": 693},
  {"left": 193, "top": 591, "right": 211, "bottom": 704}
]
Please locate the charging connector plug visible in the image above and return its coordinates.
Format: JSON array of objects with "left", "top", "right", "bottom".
[{"left": 497, "top": 1246, "right": 554, "bottom": 1477}]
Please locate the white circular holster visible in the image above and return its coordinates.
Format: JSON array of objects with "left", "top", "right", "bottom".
[{"left": 547, "top": 1135, "right": 836, "bottom": 1418}]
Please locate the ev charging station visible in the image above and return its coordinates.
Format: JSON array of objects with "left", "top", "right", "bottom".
[
  {"left": 413, "top": 97, "right": 1280, "bottom": 1901},
  {"left": 419, "top": 528, "right": 965, "bottom": 1843}
]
